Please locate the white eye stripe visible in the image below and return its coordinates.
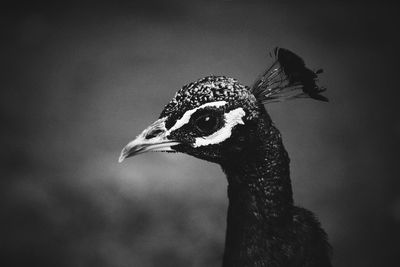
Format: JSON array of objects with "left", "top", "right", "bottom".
[
  {"left": 167, "top": 101, "right": 227, "bottom": 133},
  {"left": 193, "top": 107, "right": 245, "bottom": 147}
]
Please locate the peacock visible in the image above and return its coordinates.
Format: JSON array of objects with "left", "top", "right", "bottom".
[{"left": 119, "top": 47, "right": 332, "bottom": 267}]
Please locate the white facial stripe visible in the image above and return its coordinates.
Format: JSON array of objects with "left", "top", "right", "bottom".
[
  {"left": 193, "top": 107, "right": 245, "bottom": 147},
  {"left": 167, "top": 101, "right": 227, "bottom": 133}
]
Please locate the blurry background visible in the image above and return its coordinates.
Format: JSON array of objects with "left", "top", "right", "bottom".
[{"left": 1, "top": 1, "right": 399, "bottom": 266}]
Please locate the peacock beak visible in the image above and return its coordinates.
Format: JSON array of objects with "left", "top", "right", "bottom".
[{"left": 118, "top": 117, "right": 180, "bottom": 162}]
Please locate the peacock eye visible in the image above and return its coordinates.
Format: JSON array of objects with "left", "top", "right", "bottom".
[{"left": 195, "top": 114, "right": 220, "bottom": 134}]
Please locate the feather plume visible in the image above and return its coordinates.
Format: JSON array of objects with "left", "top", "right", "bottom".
[{"left": 250, "top": 47, "right": 328, "bottom": 103}]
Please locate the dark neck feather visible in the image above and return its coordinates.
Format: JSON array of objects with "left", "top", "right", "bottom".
[{"left": 220, "top": 110, "right": 293, "bottom": 266}]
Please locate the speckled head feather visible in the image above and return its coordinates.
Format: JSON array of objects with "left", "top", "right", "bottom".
[{"left": 160, "top": 76, "right": 259, "bottom": 129}]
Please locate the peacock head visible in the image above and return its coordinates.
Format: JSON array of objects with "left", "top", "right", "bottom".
[
  {"left": 119, "top": 48, "right": 327, "bottom": 164},
  {"left": 119, "top": 76, "right": 263, "bottom": 163}
]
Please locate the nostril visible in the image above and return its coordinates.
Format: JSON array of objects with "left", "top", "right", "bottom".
[{"left": 145, "top": 129, "right": 163, "bottom": 139}]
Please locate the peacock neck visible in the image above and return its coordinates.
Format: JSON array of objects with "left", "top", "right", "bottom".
[{"left": 220, "top": 111, "right": 294, "bottom": 266}]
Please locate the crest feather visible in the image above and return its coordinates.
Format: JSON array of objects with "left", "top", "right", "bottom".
[{"left": 250, "top": 47, "right": 328, "bottom": 103}]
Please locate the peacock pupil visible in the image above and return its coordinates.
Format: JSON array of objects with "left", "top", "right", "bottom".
[{"left": 195, "top": 115, "right": 219, "bottom": 134}]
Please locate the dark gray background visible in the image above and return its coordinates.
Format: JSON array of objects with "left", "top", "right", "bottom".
[{"left": 1, "top": 1, "right": 399, "bottom": 266}]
